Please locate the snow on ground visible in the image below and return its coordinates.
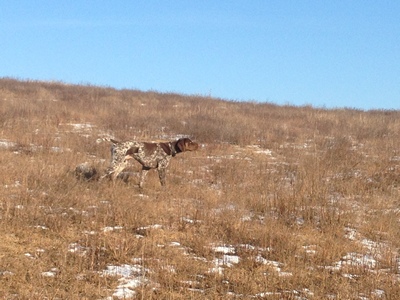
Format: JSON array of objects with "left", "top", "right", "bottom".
[
  {"left": 1, "top": 138, "right": 398, "bottom": 299},
  {"left": 76, "top": 227, "right": 391, "bottom": 299},
  {"left": 0, "top": 139, "right": 16, "bottom": 149},
  {"left": 101, "top": 264, "right": 148, "bottom": 299},
  {"left": 61, "top": 122, "right": 96, "bottom": 132}
]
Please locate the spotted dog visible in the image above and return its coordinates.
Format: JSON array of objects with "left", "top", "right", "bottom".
[{"left": 103, "top": 137, "right": 198, "bottom": 188}]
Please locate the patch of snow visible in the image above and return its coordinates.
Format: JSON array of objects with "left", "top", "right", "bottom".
[
  {"left": 50, "top": 146, "right": 64, "bottom": 153},
  {"left": 0, "top": 271, "right": 14, "bottom": 276},
  {"left": 254, "top": 255, "right": 268, "bottom": 265},
  {"left": 372, "top": 289, "right": 385, "bottom": 298},
  {"left": 4, "top": 181, "right": 22, "bottom": 188},
  {"left": 101, "top": 264, "right": 148, "bottom": 299},
  {"left": 0, "top": 139, "right": 16, "bottom": 149},
  {"left": 65, "top": 123, "right": 95, "bottom": 131},
  {"left": 256, "top": 259, "right": 293, "bottom": 277},
  {"left": 68, "top": 243, "right": 88, "bottom": 256},
  {"left": 137, "top": 224, "right": 163, "bottom": 231},
  {"left": 208, "top": 265, "right": 224, "bottom": 275},
  {"left": 41, "top": 268, "right": 59, "bottom": 277},
  {"left": 32, "top": 225, "right": 49, "bottom": 230},
  {"left": 211, "top": 245, "right": 235, "bottom": 254},
  {"left": 181, "top": 217, "right": 198, "bottom": 224},
  {"left": 326, "top": 252, "right": 377, "bottom": 272},
  {"left": 103, "top": 264, "right": 145, "bottom": 277},
  {"left": 361, "top": 238, "right": 387, "bottom": 255},
  {"left": 83, "top": 230, "right": 97, "bottom": 235},
  {"left": 24, "top": 253, "right": 35, "bottom": 259},
  {"left": 240, "top": 214, "right": 253, "bottom": 222},
  {"left": 303, "top": 245, "right": 317, "bottom": 255},
  {"left": 102, "top": 226, "right": 123, "bottom": 232},
  {"left": 340, "top": 252, "right": 377, "bottom": 269},
  {"left": 41, "top": 271, "right": 56, "bottom": 277},
  {"left": 255, "top": 291, "right": 282, "bottom": 297},
  {"left": 135, "top": 193, "right": 149, "bottom": 198},
  {"left": 213, "top": 255, "right": 240, "bottom": 267},
  {"left": 344, "top": 227, "right": 359, "bottom": 241},
  {"left": 278, "top": 271, "right": 293, "bottom": 277},
  {"left": 248, "top": 145, "right": 273, "bottom": 156},
  {"left": 169, "top": 241, "right": 181, "bottom": 247}
]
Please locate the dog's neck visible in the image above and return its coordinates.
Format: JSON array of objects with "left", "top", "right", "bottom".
[{"left": 170, "top": 142, "right": 178, "bottom": 156}]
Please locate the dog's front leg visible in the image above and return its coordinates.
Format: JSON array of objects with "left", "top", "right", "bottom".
[
  {"left": 110, "top": 160, "right": 129, "bottom": 182},
  {"left": 157, "top": 167, "right": 166, "bottom": 186},
  {"left": 139, "top": 166, "right": 150, "bottom": 188}
]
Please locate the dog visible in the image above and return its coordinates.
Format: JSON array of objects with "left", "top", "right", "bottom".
[{"left": 102, "top": 137, "right": 198, "bottom": 188}]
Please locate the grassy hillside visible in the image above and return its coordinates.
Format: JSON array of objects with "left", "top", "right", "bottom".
[{"left": 0, "top": 78, "right": 400, "bottom": 299}]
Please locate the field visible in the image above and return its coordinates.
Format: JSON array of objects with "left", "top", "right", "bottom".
[{"left": 0, "top": 78, "right": 400, "bottom": 299}]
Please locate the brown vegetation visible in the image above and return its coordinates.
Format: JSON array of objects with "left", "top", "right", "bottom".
[{"left": 0, "top": 78, "right": 400, "bottom": 299}]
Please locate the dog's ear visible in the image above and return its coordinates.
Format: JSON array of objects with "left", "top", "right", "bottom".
[{"left": 175, "top": 138, "right": 186, "bottom": 153}]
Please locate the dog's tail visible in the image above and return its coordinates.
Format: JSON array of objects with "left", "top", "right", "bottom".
[{"left": 96, "top": 137, "right": 120, "bottom": 145}]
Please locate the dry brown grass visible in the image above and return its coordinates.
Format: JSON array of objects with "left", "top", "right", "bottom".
[{"left": 1, "top": 78, "right": 400, "bottom": 299}]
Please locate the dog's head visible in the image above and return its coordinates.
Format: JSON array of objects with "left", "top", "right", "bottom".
[{"left": 174, "top": 138, "right": 199, "bottom": 153}]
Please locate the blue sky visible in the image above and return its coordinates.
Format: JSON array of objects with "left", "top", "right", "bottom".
[{"left": 1, "top": 1, "right": 399, "bottom": 110}]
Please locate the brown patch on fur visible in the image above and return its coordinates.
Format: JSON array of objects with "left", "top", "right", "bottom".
[
  {"left": 159, "top": 143, "right": 172, "bottom": 156},
  {"left": 142, "top": 143, "right": 158, "bottom": 156},
  {"left": 126, "top": 147, "right": 139, "bottom": 156}
]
